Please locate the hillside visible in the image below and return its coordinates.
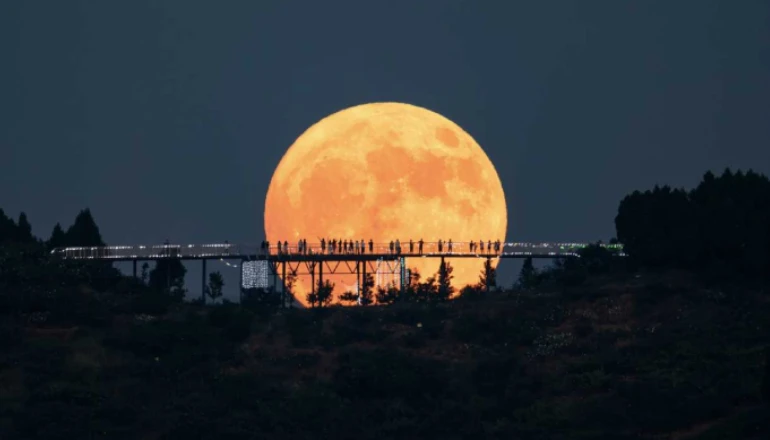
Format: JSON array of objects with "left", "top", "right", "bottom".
[{"left": 1, "top": 270, "right": 769, "bottom": 439}]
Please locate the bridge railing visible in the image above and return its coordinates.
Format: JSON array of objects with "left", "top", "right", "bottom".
[{"left": 51, "top": 242, "right": 625, "bottom": 260}]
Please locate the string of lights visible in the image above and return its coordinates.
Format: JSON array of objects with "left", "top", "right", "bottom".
[{"left": 52, "top": 241, "right": 625, "bottom": 260}]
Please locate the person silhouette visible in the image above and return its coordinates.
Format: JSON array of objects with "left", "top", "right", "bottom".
[
  {"left": 369, "top": 239, "right": 374, "bottom": 253},
  {"left": 448, "top": 239, "right": 453, "bottom": 253},
  {"left": 409, "top": 239, "right": 414, "bottom": 254},
  {"left": 438, "top": 239, "right": 443, "bottom": 253},
  {"left": 418, "top": 239, "right": 424, "bottom": 254},
  {"left": 389, "top": 240, "right": 394, "bottom": 254}
]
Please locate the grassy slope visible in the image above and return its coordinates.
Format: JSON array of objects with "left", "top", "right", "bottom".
[{"left": 1, "top": 271, "right": 769, "bottom": 439}]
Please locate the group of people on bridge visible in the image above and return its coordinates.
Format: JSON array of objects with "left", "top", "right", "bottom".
[{"left": 258, "top": 238, "right": 505, "bottom": 256}]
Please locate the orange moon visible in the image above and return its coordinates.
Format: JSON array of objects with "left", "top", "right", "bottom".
[{"left": 264, "top": 102, "right": 507, "bottom": 306}]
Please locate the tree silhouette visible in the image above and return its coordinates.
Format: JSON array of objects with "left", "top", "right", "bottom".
[
  {"left": 283, "top": 272, "right": 297, "bottom": 307},
  {"left": 64, "top": 209, "right": 105, "bottom": 247},
  {"left": 360, "top": 273, "right": 375, "bottom": 305},
  {"left": 518, "top": 257, "right": 538, "bottom": 289},
  {"left": 140, "top": 262, "right": 149, "bottom": 284},
  {"left": 375, "top": 282, "right": 399, "bottom": 305},
  {"left": 47, "top": 223, "right": 66, "bottom": 250},
  {"left": 577, "top": 243, "right": 614, "bottom": 274},
  {"left": 436, "top": 260, "right": 454, "bottom": 301},
  {"left": 616, "top": 185, "right": 695, "bottom": 268},
  {"left": 206, "top": 271, "right": 225, "bottom": 302},
  {"left": 400, "top": 268, "right": 422, "bottom": 302},
  {"left": 0, "top": 209, "right": 11, "bottom": 244},
  {"left": 149, "top": 259, "right": 187, "bottom": 296},
  {"left": 417, "top": 277, "right": 438, "bottom": 302},
  {"left": 16, "top": 213, "right": 33, "bottom": 243},
  {"left": 338, "top": 291, "right": 358, "bottom": 305},
  {"left": 0, "top": 209, "right": 36, "bottom": 245},
  {"left": 616, "top": 168, "right": 770, "bottom": 280},
  {"left": 307, "top": 279, "right": 334, "bottom": 308},
  {"left": 478, "top": 259, "right": 497, "bottom": 291}
]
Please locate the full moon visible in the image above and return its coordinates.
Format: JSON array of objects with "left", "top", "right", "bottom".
[{"left": 264, "top": 102, "right": 507, "bottom": 306}]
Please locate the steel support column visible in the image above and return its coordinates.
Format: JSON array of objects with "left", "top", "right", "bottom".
[
  {"left": 485, "top": 257, "right": 491, "bottom": 293},
  {"left": 132, "top": 259, "right": 137, "bottom": 279},
  {"left": 201, "top": 259, "right": 207, "bottom": 303},
  {"left": 362, "top": 260, "right": 367, "bottom": 303},
  {"left": 311, "top": 262, "right": 315, "bottom": 298},
  {"left": 281, "top": 260, "right": 287, "bottom": 308}
]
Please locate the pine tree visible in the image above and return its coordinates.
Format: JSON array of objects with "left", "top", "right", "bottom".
[
  {"left": 149, "top": 259, "right": 187, "bottom": 295},
  {"left": 309, "top": 279, "right": 334, "bottom": 308},
  {"left": 518, "top": 257, "right": 538, "bottom": 289},
  {"left": 359, "top": 273, "right": 375, "bottom": 305},
  {"left": 65, "top": 209, "right": 105, "bottom": 247},
  {"left": 206, "top": 271, "right": 225, "bottom": 302},
  {"left": 16, "top": 212, "right": 33, "bottom": 243},
  {"left": 48, "top": 223, "right": 66, "bottom": 250},
  {"left": 0, "top": 208, "right": 15, "bottom": 244},
  {"left": 478, "top": 259, "right": 497, "bottom": 291},
  {"left": 140, "top": 262, "right": 149, "bottom": 284},
  {"left": 437, "top": 260, "right": 454, "bottom": 301}
]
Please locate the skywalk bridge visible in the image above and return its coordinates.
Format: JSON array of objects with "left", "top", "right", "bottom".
[
  {"left": 50, "top": 242, "right": 624, "bottom": 303},
  {"left": 51, "top": 241, "right": 624, "bottom": 261}
]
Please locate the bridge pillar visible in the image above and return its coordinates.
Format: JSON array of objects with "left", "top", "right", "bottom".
[
  {"left": 310, "top": 261, "right": 315, "bottom": 298},
  {"left": 132, "top": 260, "right": 137, "bottom": 279},
  {"left": 201, "top": 259, "right": 207, "bottom": 304},
  {"left": 356, "top": 260, "right": 360, "bottom": 299},
  {"left": 362, "top": 260, "right": 367, "bottom": 303},
  {"left": 485, "top": 257, "right": 491, "bottom": 293},
  {"left": 281, "top": 260, "right": 287, "bottom": 308}
]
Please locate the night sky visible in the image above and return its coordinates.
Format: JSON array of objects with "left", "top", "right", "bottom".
[{"left": 2, "top": 1, "right": 769, "bottom": 297}]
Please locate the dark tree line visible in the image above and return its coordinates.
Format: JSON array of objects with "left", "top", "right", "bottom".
[
  {"left": 0, "top": 209, "right": 36, "bottom": 245},
  {"left": 616, "top": 169, "right": 770, "bottom": 280},
  {"left": 0, "top": 207, "right": 190, "bottom": 296}
]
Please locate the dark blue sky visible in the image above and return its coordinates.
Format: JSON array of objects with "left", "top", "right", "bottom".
[{"left": 2, "top": 1, "right": 769, "bottom": 292}]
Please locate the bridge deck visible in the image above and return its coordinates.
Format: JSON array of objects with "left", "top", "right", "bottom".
[{"left": 51, "top": 241, "right": 624, "bottom": 261}]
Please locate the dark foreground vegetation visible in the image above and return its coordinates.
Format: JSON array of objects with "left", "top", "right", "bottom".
[{"left": 1, "top": 168, "right": 769, "bottom": 439}]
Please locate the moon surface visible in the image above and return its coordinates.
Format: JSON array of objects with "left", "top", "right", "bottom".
[{"left": 264, "top": 102, "right": 507, "bottom": 306}]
